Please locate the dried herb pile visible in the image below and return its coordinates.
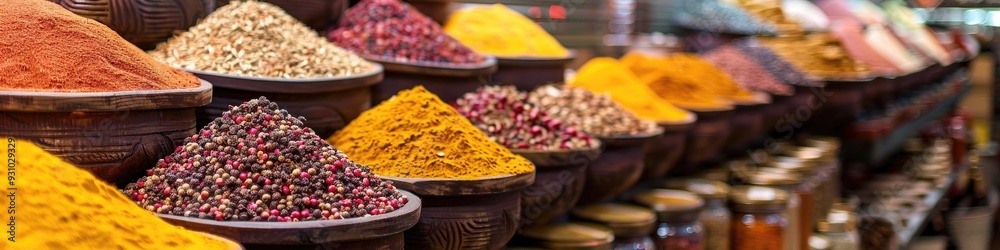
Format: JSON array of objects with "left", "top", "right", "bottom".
[{"left": 149, "top": 1, "right": 372, "bottom": 79}]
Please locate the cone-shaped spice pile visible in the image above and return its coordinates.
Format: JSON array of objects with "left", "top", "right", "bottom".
[
  {"left": 124, "top": 97, "right": 406, "bottom": 222},
  {"left": 454, "top": 85, "right": 594, "bottom": 150},
  {"left": 0, "top": 0, "right": 199, "bottom": 92},
  {"left": 328, "top": 0, "right": 484, "bottom": 64},
  {"left": 328, "top": 86, "right": 534, "bottom": 179}
]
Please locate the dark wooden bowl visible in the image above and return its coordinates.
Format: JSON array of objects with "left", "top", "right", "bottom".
[
  {"left": 383, "top": 172, "right": 534, "bottom": 250},
  {"left": 264, "top": 0, "right": 348, "bottom": 31},
  {"left": 807, "top": 79, "right": 870, "bottom": 132},
  {"left": 186, "top": 64, "right": 383, "bottom": 139},
  {"left": 724, "top": 93, "right": 770, "bottom": 153},
  {"left": 49, "top": 0, "right": 212, "bottom": 50},
  {"left": 511, "top": 145, "right": 602, "bottom": 229},
  {"left": 641, "top": 118, "right": 696, "bottom": 181},
  {"left": 158, "top": 190, "right": 420, "bottom": 250},
  {"left": 491, "top": 52, "right": 576, "bottom": 92},
  {"left": 765, "top": 94, "right": 794, "bottom": 132},
  {"left": 404, "top": 0, "right": 452, "bottom": 24},
  {"left": 0, "top": 80, "right": 212, "bottom": 185},
  {"left": 198, "top": 232, "right": 246, "bottom": 250},
  {"left": 577, "top": 128, "right": 665, "bottom": 205},
  {"left": 370, "top": 57, "right": 498, "bottom": 104},
  {"left": 675, "top": 108, "right": 734, "bottom": 168}
]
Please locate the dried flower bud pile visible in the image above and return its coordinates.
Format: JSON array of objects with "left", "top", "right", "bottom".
[
  {"left": 149, "top": 1, "right": 372, "bottom": 79},
  {"left": 454, "top": 86, "right": 594, "bottom": 150},
  {"left": 528, "top": 84, "right": 661, "bottom": 137},
  {"left": 328, "top": 0, "right": 484, "bottom": 64},
  {"left": 124, "top": 97, "right": 406, "bottom": 222}
]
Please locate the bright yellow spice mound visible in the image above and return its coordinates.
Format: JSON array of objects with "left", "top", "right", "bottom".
[
  {"left": 328, "top": 86, "right": 535, "bottom": 179},
  {"left": 445, "top": 3, "right": 569, "bottom": 58},
  {"left": 569, "top": 57, "right": 693, "bottom": 124},
  {"left": 3, "top": 140, "right": 230, "bottom": 250},
  {"left": 621, "top": 52, "right": 755, "bottom": 110}
]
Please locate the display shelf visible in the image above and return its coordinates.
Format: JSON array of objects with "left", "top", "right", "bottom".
[
  {"left": 842, "top": 84, "right": 971, "bottom": 163},
  {"left": 897, "top": 161, "right": 968, "bottom": 249}
]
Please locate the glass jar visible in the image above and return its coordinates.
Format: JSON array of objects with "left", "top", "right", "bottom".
[
  {"left": 817, "top": 211, "right": 860, "bottom": 250},
  {"left": 729, "top": 186, "right": 791, "bottom": 250},
  {"left": 778, "top": 146, "right": 829, "bottom": 223},
  {"left": 633, "top": 189, "right": 705, "bottom": 250},
  {"left": 747, "top": 171, "right": 807, "bottom": 250},
  {"left": 571, "top": 203, "right": 657, "bottom": 250},
  {"left": 517, "top": 222, "right": 615, "bottom": 250},
  {"left": 661, "top": 178, "right": 731, "bottom": 250}
]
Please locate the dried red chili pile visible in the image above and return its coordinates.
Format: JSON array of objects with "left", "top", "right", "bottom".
[
  {"left": 0, "top": 0, "right": 199, "bottom": 92},
  {"left": 123, "top": 97, "right": 407, "bottom": 222},
  {"left": 453, "top": 86, "right": 593, "bottom": 150},
  {"left": 701, "top": 46, "right": 793, "bottom": 96},
  {"left": 328, "top": 0, "right": 484, "bottom": 64}
]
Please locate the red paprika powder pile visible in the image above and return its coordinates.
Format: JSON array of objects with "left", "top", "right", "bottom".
[{"left": 0, "top": 0, "right": 200, "bottom": 92}]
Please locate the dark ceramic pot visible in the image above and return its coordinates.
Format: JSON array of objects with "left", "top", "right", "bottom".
[
  {"left": 577, "top": 129, "right": 664, "bottom": 205},
  {"left": 370, "top": 57, "right": 497, "bottom": 104},
  {"left": 386, "top": 172, "right": 535, "bottom": 250},
  {"left": 491, "top": 53, "right": 575, "bottom": 91},
  {"left": 512, "top": 145, "right": 602, "bottom": 228},
  {"left": 641, "top": 118, "right": 695, "bottom": 181},
  {"left": 187, "top": 64, "right": 383, "bottom": 139}
]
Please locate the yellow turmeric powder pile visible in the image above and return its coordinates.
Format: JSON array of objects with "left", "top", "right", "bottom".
[
  {"left": 621, "top": 52, "right": 754, "bottom": 110},
  {"left": 328, "top": 86, "right": 535, "bottom": 179},
  {"left": 444, "top": 3, "right": 570, "bottom": 58},
  {"left": 3, "top": 140, "right": 231, "bottom": 250},
  {"left": 569, "top": 57, "right": 694, "bottom": 123}
]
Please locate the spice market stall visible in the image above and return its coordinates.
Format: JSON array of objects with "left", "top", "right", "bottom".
[{"left": 1, "top": 0, "right": 988, "bottom": 249}]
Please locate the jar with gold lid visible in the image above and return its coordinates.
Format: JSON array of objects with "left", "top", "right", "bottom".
[
  {"left": 518, "top": 222, "right": 615, "bottom": 250},
  {"left": 729, "top": 186, "right": 790, "bottom": 250},
  {"left": 632, "top": 189, "right": 705, "bottom": 250},
  {"left": 769, "top": 154, "right": 825, "bottom": 228},
  {"left": 786, "top": 142, "right": 841, "bottom": 217},
  {"left": 746, "top": 171, "right": 806, "bottom": 250},
  {"left": 661, "top": 178, "right": 731, "bottom": 250},
  {"left": 816, "top": 210, "right": 859, "bottom": 250},
  {"left": 571, "top": 203, "right": 657, "bottom": 250}
]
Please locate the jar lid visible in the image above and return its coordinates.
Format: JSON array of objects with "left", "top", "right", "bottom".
[
  {"left": 660, "top": 178, "right": 730, "bottom": 200},
  {"left": 817, "top": 210, "right": 856, "bottom": 233},
  {"left": 728, "top": 186, "right": 789, "bottom": 212},
  {"left": 633, "top": 189, "right": 705, "bottom": 222},
  {"left": 804, "top": 136, "right": 840, "bottom": 150},
  {"left": 778, "top": 146, "right": 823, "bottom": 160},
  {"left": 768, "top": 156, "right": 815, "bottom": 172},
  {"left": 518, "top": 222, "right": 615, "bottom": 248},
  {"left": 571, "top": 203, "right": 657, "bottom": 237},
  {"left": 696, "top": 167, "right": 732, "bottom": 183},
  {"left": 809, "top": 235, "right": 833, "bottom": 250},
  {"left": 746, "top": 171, "right": 802, "bottom": 186}
]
